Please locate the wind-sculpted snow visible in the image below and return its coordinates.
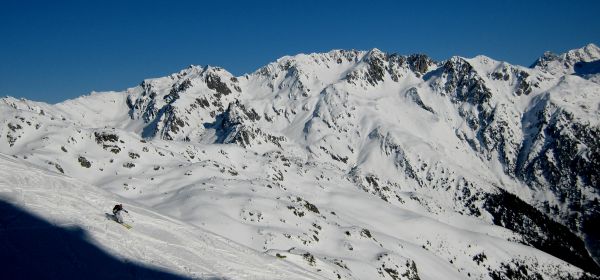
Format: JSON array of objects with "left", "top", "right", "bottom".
[{"left": 1, "top": 44, "right": 600, "bottom": 279}]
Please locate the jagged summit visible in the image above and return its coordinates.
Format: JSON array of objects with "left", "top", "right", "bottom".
[
  {"left": 564, "top": 43, "right": 600, "bottom": 63},
  {"left": 532, "top": 43, "right": 600, "bottom": 76},
  {"left": 1, "top": 44, "right": 599, "bottom": 279}
]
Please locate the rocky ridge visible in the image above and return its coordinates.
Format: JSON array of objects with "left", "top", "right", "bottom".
[{"left": 1, "top": 44, "right": 599, "bottom": 279}]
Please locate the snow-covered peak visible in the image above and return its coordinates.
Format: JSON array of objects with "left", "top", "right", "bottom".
[
  {"left": 565, "top": 43, "right": 600, "bottom": 63},
  {"left": 257, "top": 50, "right": 364, "bottom": 72},
  {"left": 2, "top": 45, "right": 600, "bottom": 279},
  {"left": 364, "top": 48, "right": 385, "bottom": 60},
  {"left": 252, "top": 49, "right": 438, "bottom": 91},
  {"left": 532, "top": 43, "right": 600, "bottom": 76},
  {"left": 1, "top": 96, "right": 52, "bottom": 114},
  {"left": 251, "top": 49, "right": 364, "bottom": 85}
]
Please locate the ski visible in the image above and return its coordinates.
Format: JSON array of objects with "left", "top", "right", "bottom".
[{"left": 105, "top": 212, "right": 132, "bottom": 229}]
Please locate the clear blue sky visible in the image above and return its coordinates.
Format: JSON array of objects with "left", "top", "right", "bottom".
[{"left": 1, "top": 0, "right": 598, "bottom": 103}]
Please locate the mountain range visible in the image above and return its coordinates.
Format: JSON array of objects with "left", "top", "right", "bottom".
[{"left": 1, "top": 43, "right": 599, "bottom": 279}]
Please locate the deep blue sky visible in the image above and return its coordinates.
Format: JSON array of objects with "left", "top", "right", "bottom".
[{"left": 1, "top": 0, "right": 598, "bottom": 103}]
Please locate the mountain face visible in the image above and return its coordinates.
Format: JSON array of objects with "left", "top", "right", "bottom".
[
  {"left": 532, "top": 43, "right": 600, "bottom": 77},
  {"left": 1, "top": 44, "right": 599, "bottom": 279}
]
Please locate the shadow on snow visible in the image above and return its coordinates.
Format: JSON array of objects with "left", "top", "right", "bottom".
[{"left": 0, "top": 199, "right": 223, "bottom": 280}]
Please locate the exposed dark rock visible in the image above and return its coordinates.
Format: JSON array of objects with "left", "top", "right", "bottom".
[
  {"left": 489, "top": 259, "right": 543, "bottom": 280},
  {"left": 205, "top": 72, "right": 232, "bottom": 97},
  {"left": 303, "top": 252, "right": 316, "bottom": 266},
  {"left": 440, "top": 58, "right": 492, "bottom": 105},
  {"left": 304, "top": 200, "right": 320, "bottom": 214},
  {"left": 516, "top": 102, "right": 600, "bottom": 263},
  {"left": 94, "top": 132, "right": 119, "bottom": 144},
  {"left": 405, "top": 87, "right": 434, "bottom": 113},
  {"left": 407, "top": 54, "right": 432, "bottom": 75},
  {"left": 365, "top": 50, "right": 386, "bottom": 86},
  {"left": 169, "top": 79, "right": 192, "bottom": 97},
  {"left": 78, "top": 156, "right": 91, "bottom": 168},
  {"left": 473, "top": 252, "right": 487, "bottom": 265},
  {"left": 7, "top": 123, "right": 22, "bottom": 132},
  {"left": 194, "top": 98, "right": 210, "bottom": 109},
  {"left": 531, "top": 51, "right": 559, "bottom": 69},
  {"left": 54, "top": 163, "right": 64, "bottom": 174},
  {"left": 401, "top": 260, "right": 420, "bottom": 280},
  {"left": 515, "top": 70, "right": 532, "bottom": 95},
  {"left": 210, "top": 101, "right": 283, "bottom": 148},
  {"left": 483, "top": 189, "right": 600, "bottom": 274}
]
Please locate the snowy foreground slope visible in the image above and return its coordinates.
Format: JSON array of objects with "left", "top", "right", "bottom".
[
  {"left": 1, "top": 44, "right": 600, "bottom": 279},
  {"left": 0, "top": 154, "right": 321, "bottom": 279}
]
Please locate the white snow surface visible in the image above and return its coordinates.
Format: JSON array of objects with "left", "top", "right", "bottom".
[
  {"left": 0, "top": 154, "right": 321, "bottom": 279},
  {"left": 1, "top": 44, "right": 599, "bottom": 279}
]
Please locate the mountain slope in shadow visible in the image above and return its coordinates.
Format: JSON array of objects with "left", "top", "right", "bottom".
[{"left": 0, "top": 199, "right": 220, "bottom": 280}]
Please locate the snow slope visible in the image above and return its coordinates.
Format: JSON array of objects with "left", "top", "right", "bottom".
[
  {"left": 0, "top": 153, "right": 321, "bottom": 280},
  {"left": 1, "top": 44, "right": 599, "bottom": 279}
]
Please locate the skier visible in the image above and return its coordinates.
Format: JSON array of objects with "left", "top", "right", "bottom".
[{"left": 112, "top": 204, "right": 128, "bottom": 224}]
